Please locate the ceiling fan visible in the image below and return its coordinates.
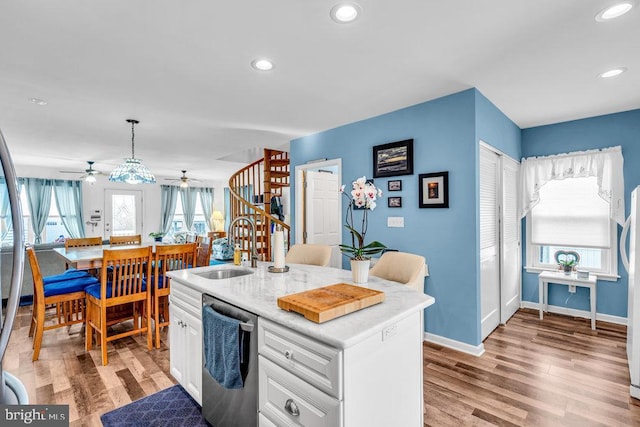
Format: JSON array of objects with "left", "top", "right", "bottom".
[
  {"left": 59, "top": 160, "right": 103, "bottom": 184},
  {"left": 165, "top": 170, "right": 201, "bottom": 188}
]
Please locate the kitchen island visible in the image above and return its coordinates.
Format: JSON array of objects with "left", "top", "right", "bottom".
[{"left": 167, "top": 262, "right": 434, "bottom": 427}]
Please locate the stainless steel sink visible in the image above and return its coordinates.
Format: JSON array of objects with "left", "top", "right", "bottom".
[{"left": 195, "top": 269, "right": 254, "bottom": 280}]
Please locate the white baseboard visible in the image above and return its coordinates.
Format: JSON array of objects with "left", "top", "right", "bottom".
[
  {"left": 520, "top": 301, "right": 627, "bottom": 326},
  {"left": 424, "top": 332, "right": 485, "bottom": 357},
  {"left": 631, "top": 385, "right": 640, "bottom": 400}
]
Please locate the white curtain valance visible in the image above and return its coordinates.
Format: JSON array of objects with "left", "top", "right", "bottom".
[{"left": 519, "top": 146, "right": 625, "bottom": 225}]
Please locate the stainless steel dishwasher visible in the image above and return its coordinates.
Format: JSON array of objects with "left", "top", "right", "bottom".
[{"left": 202, "top": 294, "right": 258, "bottom": 426}]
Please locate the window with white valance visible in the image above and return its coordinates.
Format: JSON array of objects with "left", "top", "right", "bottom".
[
  {"left": 520, "top": 146, "right": 625, "bottom": 225},
  {"left": 521, "top": 146, "right": 624, "bottom": 278}
]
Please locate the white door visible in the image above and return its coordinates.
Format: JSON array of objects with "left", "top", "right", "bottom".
[
  {"left": 104, "top": 189, "right": 143, "bottom": 237},
  {"left": 500, "top": 157, "right": 521, "bottom": 324},
  {"left": 305, "top": 170, "right": 341, "bottom": 268},
  {"left": 480, "top": 146, "right": 501, "bottom": 340}
]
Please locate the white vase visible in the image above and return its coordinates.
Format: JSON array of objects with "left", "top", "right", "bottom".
[{"left": 350, "top": 259, "right": 371, "bottom": 284}]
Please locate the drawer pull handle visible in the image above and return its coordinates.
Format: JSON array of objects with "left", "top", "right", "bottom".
[
  {"left": 284, "top": 350, "right": 293, "bottom": 360},
  {"left": 284, "top": 398, "right": 300, "bottom": 417},
  {"left": 177, "top": 320, "right": 183, "bottom": 327}
]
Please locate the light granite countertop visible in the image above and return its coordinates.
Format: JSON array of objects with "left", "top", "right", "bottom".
[{"left": 167, "top": 262, "right": 435, "bottom": 349}]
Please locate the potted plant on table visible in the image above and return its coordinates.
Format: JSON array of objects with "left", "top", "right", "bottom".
[
  {"left": 339, "top": 176, "right": 387, "bottom": 283},
  {"left": 554, "top": 250, "right": 580, "bottom": 275},
  {"left": 149, "top": 232, "right": 164, "bottom": 242},
  {"left": 558, "top": 259, "right": 577, "bottom": 275}
]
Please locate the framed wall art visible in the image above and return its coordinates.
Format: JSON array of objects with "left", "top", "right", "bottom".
[
  {"left": 388, "top": 196, "right": 402, "bottom": 208},
  {"left": 387, "top": 179, "right": 402, "bottom": 191},
  {"left": 373, "top": 139, "right": 414, "bottom": 178},
  {"left": 419, "top": 171, "right": 449, "bottom": 208}
]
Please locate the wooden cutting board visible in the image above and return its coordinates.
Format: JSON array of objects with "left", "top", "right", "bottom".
[{"left": 277, "top": 283, "right": 385, "bottom": 323}]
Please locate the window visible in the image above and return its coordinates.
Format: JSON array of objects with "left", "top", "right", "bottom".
[
  {"left": 1, "top": 187, "right": 66, "bottom": 246},
  {"left": 526, "top": 176, "right": 618, "bottom": 278},
  {"left": 170, "top": 192, "right": 208, "bottom": 234}
]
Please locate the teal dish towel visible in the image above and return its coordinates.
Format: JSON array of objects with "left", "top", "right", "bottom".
[{"left": 202, "top": 305, "right": 243, "bottom": 389}]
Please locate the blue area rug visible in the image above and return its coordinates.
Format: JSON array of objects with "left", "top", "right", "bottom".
[
  {"left": 209, "top": 259, "right": 230, "bottom": 266},
  {"left": 101, "top": 385, "right": 210, "bottom": 427}
]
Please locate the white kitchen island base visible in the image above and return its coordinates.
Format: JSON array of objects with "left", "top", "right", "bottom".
[{"left": 168, "top": 263, "right": 434, "bottom": 427}]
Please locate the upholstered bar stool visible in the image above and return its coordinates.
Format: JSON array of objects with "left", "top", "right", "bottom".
[
  {"left": 369, "top": 251, "right": 426, "bottom": 292},
  {"left": 285, "top": 244, "right": 332, "bottom": 267}
]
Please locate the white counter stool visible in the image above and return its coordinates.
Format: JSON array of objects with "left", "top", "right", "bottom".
[
  {"left": 369, "top": 251, "right": 426, "bottom": 293},
  {"left": 285, "top": 244, "right": 332, "bottom": 267}
]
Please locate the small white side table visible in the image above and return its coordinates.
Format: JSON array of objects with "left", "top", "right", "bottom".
[{"left": 538, "top": 270, "right": 598, "bottom": 329}]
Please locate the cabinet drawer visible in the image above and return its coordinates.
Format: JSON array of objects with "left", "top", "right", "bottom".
[
  {"left": 258, "top": 318, "right": 342, "bottom": 398},
  {"left": 259, "top": 413, "right": 278, "bottom": 427},
  {"left": 259, "top": 356, "right": 341, "bottom": 427},
  {"left": 170, "top": 282, "right": 201, "bottom": 318}
]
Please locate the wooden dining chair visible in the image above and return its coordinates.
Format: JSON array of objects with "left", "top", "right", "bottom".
[
  {"left": 109, "top": 234, "right": 142, "bottom": 246},
  {"left": 64, "top": 236, "right": 103, "bottom": 271},
  {"left": 151, "top": 243, "right": 197, "bottom": 348},
  {"left": 26, "top": 245, "right": 99, "bottom": 361},
  {"left": 65, "top": 236, "right": 103, "bottom": 249},
  {"left": 85, "top": 246, "right": 152, "bottom": 365},
  {"left": 207, "top": 231, "right": 226, "bottom": 240},
  {"left": 195, "top": 238, "right": 213, "bottom": 267}
]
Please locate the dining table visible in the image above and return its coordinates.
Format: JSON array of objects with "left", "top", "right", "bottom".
[{"left": 52, "top": 243, "right": 159, "bottom": 270}]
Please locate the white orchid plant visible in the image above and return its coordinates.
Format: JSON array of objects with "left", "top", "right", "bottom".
[{"left": 339, "top": 176, "right": 387, "bottom": 260}]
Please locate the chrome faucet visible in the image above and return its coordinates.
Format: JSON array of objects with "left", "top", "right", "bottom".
[{"left": 228, "top": 216, "right": 258, "bottom": 268}]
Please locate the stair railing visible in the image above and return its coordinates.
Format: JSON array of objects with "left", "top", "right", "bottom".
[{"left": 228, "top": 149, "right": 290, "bottom": 261}]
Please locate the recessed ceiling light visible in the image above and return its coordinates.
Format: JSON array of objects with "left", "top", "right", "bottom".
[
  {"left": 595, "top": 1, "right": 634, "bottom": 21},
  {"left": 251, "top": 59, "right": 274, "bottom": 71},
  {"left": 330, "top": 2, "right": 362, "bottom": 23},
  {"left": 29, "top": 97, "right": 47, "bottom": 106},
  {"left": 599, "top": 67, "right": 627, "bottom": 78}
]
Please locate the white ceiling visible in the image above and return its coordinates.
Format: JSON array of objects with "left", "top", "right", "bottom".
[{"left": 1, "top": 0, "right": 638, "bottom": 182}]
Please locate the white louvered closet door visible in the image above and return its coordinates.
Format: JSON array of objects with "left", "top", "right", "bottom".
[
  {"left": 480, "top": 143, "right": 521, "bottom": 341},
  {"left": 500, "top": 157, "right": 521, "bottom": 324},
  {"left": 480, "top": 146, "right": 501, "bottom": 340}
]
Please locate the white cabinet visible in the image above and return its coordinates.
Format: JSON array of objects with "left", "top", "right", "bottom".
[
  {"left": 169, "top": 274, "right": 426, "bottom": 426},
  {"left": 258, "top": 314, "right": 424, "bottom": 427},
  {"left": 259, "top": 356, "right": 341, "bottom": 427},
  {"left": 169, "top": 284, "right": 202, "bottom": 405}
]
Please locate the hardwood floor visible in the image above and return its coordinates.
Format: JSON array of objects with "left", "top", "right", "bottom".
[
  {"left": 5, "top": 306, "right": 640, "bottom": 426},
  {"left": 5, "top": 305, "right": 175, "bottom": 426},
  {"left": 425, "top": 309, "right": 640, "bottom": 426}
]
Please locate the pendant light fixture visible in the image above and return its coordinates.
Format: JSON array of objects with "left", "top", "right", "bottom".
[{"left": 108, "top": 119, "right": 156, "bottom": 184}]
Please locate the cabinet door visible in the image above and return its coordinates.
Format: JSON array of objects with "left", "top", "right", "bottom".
[
  {"left": 169, "top": 304, "right": 186, "bottom": 384},
  {"left": 183, "top": 308, "right": 202, "bottom": 405}
]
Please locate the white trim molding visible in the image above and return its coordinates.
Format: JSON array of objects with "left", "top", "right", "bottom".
[
  {"left": 520, "top": 301, "right": 627, "bottom": 325},
  {"left": 424, "top": 332, "right": 485, "bottom": 357}
]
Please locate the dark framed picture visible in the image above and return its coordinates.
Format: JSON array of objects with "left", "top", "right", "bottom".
[
  {"left": 373, "top": 139, "right": 414, "bottom": 178},
  {"left": 388, "top": 196, "right": 402, "bottom": 208},
  {"left": 387, "top": 180, "right": 402, "bottom": 191},
  {"left": 419, "top": 171, "right": 449, "bottom": 208}
]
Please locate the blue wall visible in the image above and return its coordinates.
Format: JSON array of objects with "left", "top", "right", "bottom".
[
  {"left": 521, "top": 109, "right": 640, "bottom": 317},
  {"left": 290, "top": 89, "right": 520, "bottom": 346}
]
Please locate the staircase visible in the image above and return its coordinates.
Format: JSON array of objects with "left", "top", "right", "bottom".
[{"left": 228, "top": 148, "right": 290, "bottom": 261}]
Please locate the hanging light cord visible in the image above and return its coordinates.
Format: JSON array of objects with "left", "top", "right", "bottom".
[{"left": 127, "top": 118, "right": 139, "bottom": 159}]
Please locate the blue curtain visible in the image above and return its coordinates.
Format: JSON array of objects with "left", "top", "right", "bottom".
[
  {"left": 24, "top": 178, "right": 52, "bottom": 244},
  {"left": 0, "top": 177, "right": 10, "bottom": 241},
  {"left": 1, "top": 178, "right": 23, "bottom": 242},
  {"left": 180, "top": 187, "right": 198, "bottom": 231},
  {"left": 53, "top": 179, "right": 85, "bottom": 238},
  {"left": 199, "top": 187, "right": 214, "bottom": 232},
  {"left": 160, "top": 185, "right": 178, "bottom": 235}
]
